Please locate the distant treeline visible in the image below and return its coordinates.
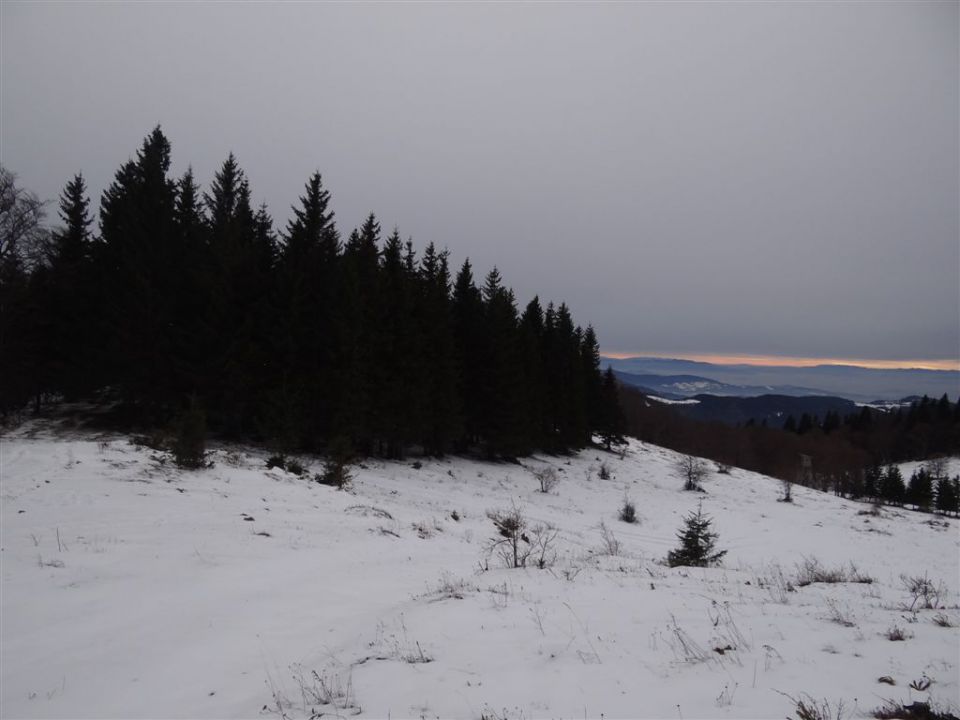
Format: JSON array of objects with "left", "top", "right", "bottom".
[
  {"left": 620, "top": 386, "right": 960, "bottom": 506},
  {"left": 0, "top": 127, "right": 625, "bottom": 458}
]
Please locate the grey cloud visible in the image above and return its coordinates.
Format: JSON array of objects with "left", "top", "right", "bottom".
[{"left": 2, "top": 1, "right": 956, "bottom": 361}]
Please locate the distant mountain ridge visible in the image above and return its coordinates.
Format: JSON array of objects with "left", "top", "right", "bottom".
[
  {"left": 612, "top": 370, "right": 828, "bottom": 400},
  {"left": 602, "top": 356, "right": 959, "bottom": 403}
]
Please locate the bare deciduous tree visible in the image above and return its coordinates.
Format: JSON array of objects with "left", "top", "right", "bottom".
[
  {"left": 675, "top": 453, "right": 709, "bottom": 491},
  {"left": 0, "top": 166, "right": 48, "bottom": 275}
]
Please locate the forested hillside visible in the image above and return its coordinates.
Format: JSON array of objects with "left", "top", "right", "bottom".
[{"left": 0, "top": 127, "right": 624, "bottom": 459}]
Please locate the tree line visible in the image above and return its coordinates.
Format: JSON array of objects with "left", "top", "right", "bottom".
[
  {"left": 1, "top": 127, "right": 626, "bottom": 459},
  {"left": 619, "top": 385, "right": 960, "bottom": 513}
]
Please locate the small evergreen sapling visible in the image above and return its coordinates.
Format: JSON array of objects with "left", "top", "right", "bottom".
[
  {"left": 172, "top": 396, "right": 207, "bottom": 469},
  {"left": 667, "top": 502, "right": 726, "bottom": 568}
]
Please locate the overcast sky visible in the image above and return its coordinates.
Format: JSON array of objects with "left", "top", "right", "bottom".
[{"left": 2, "top": 1, "right": 957, "bottom": 364}]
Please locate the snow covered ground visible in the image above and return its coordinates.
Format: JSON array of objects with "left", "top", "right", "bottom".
[{"left": 2, "top": 423, "right": 958, "bottom": 719}]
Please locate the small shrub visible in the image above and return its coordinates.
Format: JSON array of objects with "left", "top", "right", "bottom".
[
  {"left": 619, "top": 496, "right": 637, "bottom": 524},
  {"left": 676, "top": 454, "right": 709, "bottom": 491},
  {"left": 785, "top": 693, "right": 847, "bottom": 720},
  {"left": 171, "top": 396, "right": 206, "bottom": 469},
  {"left": 528, "top": 523, "right": 559, "bottom": 569},
  {"left": 872, "top": 700, "right": 957, "bottom": 720},
  {"left": 795, "top": 558, "right": 874, "bottom": 587},
  {"left": 932, "top": 613, "right": 953, "bottom": 628},
  {"left": 901, "top": 573, "right": 946, "bottom": 611},
  {"left": 285, "top": 458, "right": 306, "bottom": 476},
  {"left": 780, "top": 478, "right": 794, "bottom": 503},
  {"left": 598, "top": 462, "right": 611, "bottom": 480},
  {"left": 266, "top": 454, "right": 286, "bottom": 470},
  {"left": 598, "top": 520, "right": 621, "bottom": 555},
  {"left": 824, "top": 597, "right": 856, "bottom": 627},
  {"left": 317, "top": 436, "right": 353, "bottom": 488},
  {"left": 486, "top": 504, "right": 529, "bottom": 569},
  {"left": 316, "top": 458, "right": 351, "bottom": 489},
  {"left": 885, "top": 624, "right": 912, "bottom": 641},
  {"left": 715, "top": 462, "right": 732, "bottom": 475},
  {"left": 533, "top": 467, "right": 559, "bottom": 494}
]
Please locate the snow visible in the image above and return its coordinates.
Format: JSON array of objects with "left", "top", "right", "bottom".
[
  {"left": 646, "top": 396, "right": 701, "bottom": 405},
  {"left": 1, "top": 424, "right": 958, "bottom": 719}
]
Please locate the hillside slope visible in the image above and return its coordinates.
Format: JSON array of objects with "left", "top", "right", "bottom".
[{"left": 2, "top": 426, "right": 958, "bottom": 719}]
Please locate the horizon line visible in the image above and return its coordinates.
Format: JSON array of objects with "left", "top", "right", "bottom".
[{"left": 600, "top": 351, "right": 960, "bottom": 372}]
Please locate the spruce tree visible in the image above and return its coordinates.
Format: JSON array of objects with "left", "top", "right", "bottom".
[
  {"left": 452, "top": 259, "right": 485, "bottom": 450},
  {"left": 479, "top": 268, "right": 527, "bottom": 457},
  {"left": 272, "top": 172, "right": 339, "bottom": 449},
  {"left": 47, "top": 174, "right": 95, "bottom": 398},
  {"left": 935, "top": 476, "right": 959, "bottom": 515},
  {"left": 598, "top": 367, "right": 627, "bottom": 450},
  {"left": 880, "top": 465, "right": 906, "bottom": 505},
  {"left": 98, "top": 126, "right": 179, "bottom": 419},
  {"left": 667, "top": 502, "right": 727, "bottom": 568},
  {"left": 906, "top": 468, "right": 933, "bottom": 510},
  {"left": 418, "top": 243, "right": 461, "bottom": 455},
  {"left": 580, "top": 325, "right": 603, "bottom": 433},
  {"left": 519, "top": 296, "right": 547, "bottom": 448}
]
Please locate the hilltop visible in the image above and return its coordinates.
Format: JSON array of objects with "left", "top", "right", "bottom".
[{"left": 1, "top": 425, "right": 958, "bottom": 719}]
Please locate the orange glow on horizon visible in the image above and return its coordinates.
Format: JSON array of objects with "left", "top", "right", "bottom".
[{"left": 601, "top": 351, "right": 960, "bottom": 372}]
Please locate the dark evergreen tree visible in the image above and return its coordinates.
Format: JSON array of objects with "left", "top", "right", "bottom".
[
  {"left": 417, "top": 242, "right": 461, "bottom": 454},
  {"left": 452, "top": 259, "right": 485, "bottom": 450},
  {"left": 863, "top": 463, "right": 882, "bottom": 499},
  {"left": 935, "top": 475, "right": 959, "bottom": 515},
  {"left": 202, "top": 156, "right": 273, "bottom": 436},
  {"left": 519, "top": 296, "right": 547, "bottom": 448},
  {"left": 332, "top": 215, "right": 380, "bottom": 453},
  {"left": 97, "top": 126, "right": 180, "bottom": 419},
  {"left": 478, "top": 268, "right": 527, "bottom": 457},
  {"left": 372, "top": 229, "right": 421, "bottom": 457},
  {"left": 906, "top": 467, "right": 933, "bottom": 511},
  {"left": 667, "top": 502, "right": 727, "bottom": 567},
  {"left": 598, "top": 367, "right": 627, "bottom": 450},
  {"left": 45, "top": 173, "right": 96, "bottom": 398},
  {"left": 580, "top": 325, "right": 603, "bottom": 435},
  {"left": 272, "top": 172, "right": 338, "bottom": 449},
  {"left": 880, "top": 464, "right": 905, "bottom": 505}
]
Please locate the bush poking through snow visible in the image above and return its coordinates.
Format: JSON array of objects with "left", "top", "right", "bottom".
[
  {"left": 780, "top": 477, "right": 794, "bottom": 503},
  {"left": 795, "top": 558, "right": 874, "bottom": 587},
  {"left": 598, "top": 461, "right": 612, "bottom": 480},
  {"left": 778, "top": 692, "right": 848, "bottom": 720},
  {"left": 824, "top": 597, "right": 857, "bottom": 627},
  {"left": 486, "top": 505, "right": 528, "bottom": 569},
  {"left": 533, "top": 467, "right": 559, "bottom": 494},
  {"left": 871, "top": 699, "right": 958, "bottom": 720},
  {"left": 900, "top": 573, "right": 947, "bottom": 611},
  {"left": 619, "top": 495, "right": 638, "bottom": 524},
  {"left": 285, "top": 458, "right": 306, "bottom": 477},
  {"left": 932, "top": 613, "right": 953, "bottom": 628},
  {"left": 667, "top": 502, "right": 726, "bottom": 568},
  {"left": 171, "top": 396, "right": 207, "bottom": 469},
  {"left": 485, "top": 505, "right": 558, "bottom": 569},
  {"left": 316, "top": 459, "right": 351, "bottom": 489},
  {"left": 885, "top": 624, "right": 912, "bottom": 641},
  {"left": 676, "top": 454, "right": 709, "bottom": 492},
  {"left": 266, "top": 454, "right": 286, "bottom": 471},
  {"left": 597, "top": 520, "right": 622, "bottom": 556},
  {"left": 316, "top": 436, "right": 353, "bottom": 488}
]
